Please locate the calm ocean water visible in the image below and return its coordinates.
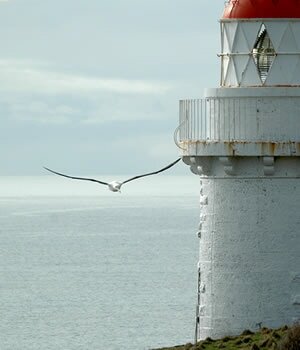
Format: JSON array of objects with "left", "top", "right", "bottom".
[{"left": 0, "top": 176, "right": 199, "bottom": 350}]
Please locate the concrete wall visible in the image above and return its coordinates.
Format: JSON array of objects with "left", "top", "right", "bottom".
[{"left": 194, "top": 157, "right": 300, "bottom": 339}]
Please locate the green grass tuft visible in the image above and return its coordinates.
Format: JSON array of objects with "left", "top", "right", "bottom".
[{"left": 152, "top": 324, "right": 300, "bottom": 350}]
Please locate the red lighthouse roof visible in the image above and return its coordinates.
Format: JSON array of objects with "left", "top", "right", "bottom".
[{"left": 222, "top": 0, "right": 300, "bottom": 19}]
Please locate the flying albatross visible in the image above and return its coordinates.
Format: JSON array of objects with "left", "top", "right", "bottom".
[{"left": 44, "top": 158, "right": 181, "bottom": 192}]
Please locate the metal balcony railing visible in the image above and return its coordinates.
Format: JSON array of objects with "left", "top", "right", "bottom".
[{"left": 175, "top": 97, "right": 300, "bottom": 146}]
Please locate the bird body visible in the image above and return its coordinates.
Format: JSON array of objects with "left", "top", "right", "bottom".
[
  {"left": 44, "top": 158, "right": 181, "bottom": 193},
  {"left": 108, "top": 181, "right": 122, "bottom": 192}
]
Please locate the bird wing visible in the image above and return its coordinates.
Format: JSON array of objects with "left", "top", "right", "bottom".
[
  {"left": 122, "top": 158, "right": 181, "bottom": 185},
  {"left": 43, "top": 167, "right": 109, "bottom": 186}
]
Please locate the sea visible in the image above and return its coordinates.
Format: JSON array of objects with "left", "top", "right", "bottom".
[{"left": 0, "top": 175, "right": 200, "bottom": 350}]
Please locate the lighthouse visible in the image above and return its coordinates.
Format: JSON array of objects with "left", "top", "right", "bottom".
[{"left": 176, "top": 0, "right": 300, "bottom": 340}]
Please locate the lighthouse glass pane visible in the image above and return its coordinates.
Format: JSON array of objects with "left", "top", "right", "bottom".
[{"left": 252, "top": 24, "right": 276, "bottom": 83}]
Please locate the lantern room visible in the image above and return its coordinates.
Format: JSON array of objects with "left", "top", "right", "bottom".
[{"left": 220, "top": 0, "right": 300, "bottom": 86}]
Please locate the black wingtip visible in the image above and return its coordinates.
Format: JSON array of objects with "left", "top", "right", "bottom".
[{"left": 43, "top": 166, "right": 53, "bottom": 173}]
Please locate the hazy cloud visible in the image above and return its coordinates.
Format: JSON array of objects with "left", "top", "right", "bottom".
[
  {"left": 0, "top": 0, "right": 222, "bottom": 175},
  {"left": 9, "top": 100, "right": 78, "bottom": 124},
  {"left": 0, "top": 60, "right": 175, "bottom": 124},
  {"left": 0, "top": 60, "right": 171, "bottom": 95}
]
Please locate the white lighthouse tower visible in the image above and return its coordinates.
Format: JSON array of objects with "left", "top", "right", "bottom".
[{"left": 177, "top": 0, "right": 300, "bottom": 340}]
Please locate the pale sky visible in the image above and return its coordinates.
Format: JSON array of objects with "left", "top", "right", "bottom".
[{"left": 1, "top": 0, "right": 223, "bottom": 175}]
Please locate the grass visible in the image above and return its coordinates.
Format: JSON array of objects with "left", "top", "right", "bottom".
[{"left": 152, "top": 324, "right": 300, "bottom": 350}]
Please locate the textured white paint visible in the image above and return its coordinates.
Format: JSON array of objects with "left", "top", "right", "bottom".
[
  {"left": 184, "top": 156, "right": 300, "bottom": 178},
  {"left": 203, "top": 88, "right": 300, "bottom": 143},
  {"left": 197, "top": 169, "right": 300, "bottom": 339}
]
